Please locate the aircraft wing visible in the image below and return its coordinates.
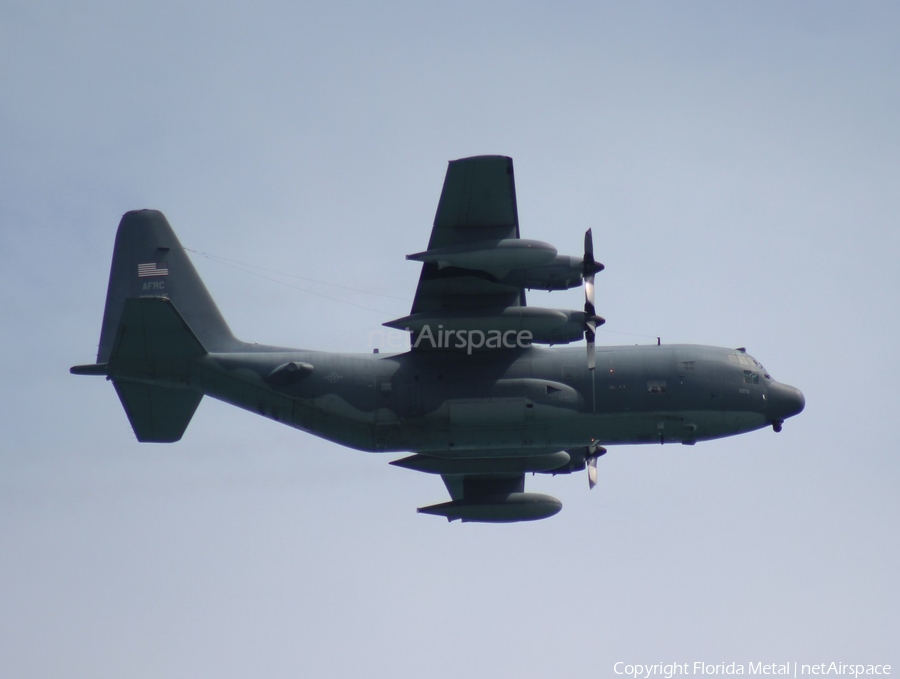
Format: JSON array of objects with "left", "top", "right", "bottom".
[
  {"left": 409, "top": 155, "right": 526, "bottom": 314},
  {"left": 385, "top": 155, "right": 588, "bottom": 349}
]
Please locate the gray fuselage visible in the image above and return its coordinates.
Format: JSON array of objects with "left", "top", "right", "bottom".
[{"left": 191, "top": 342, "right": 804, "bottom": 457}]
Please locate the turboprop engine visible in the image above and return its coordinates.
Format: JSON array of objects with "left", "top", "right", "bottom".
[{"left": 406, "top": 238, "right": 558, "bottom": 276}]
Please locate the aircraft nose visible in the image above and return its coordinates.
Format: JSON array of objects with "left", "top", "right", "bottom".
[{"left": 767, "top": 382, "right": 805, "bottom": 424}]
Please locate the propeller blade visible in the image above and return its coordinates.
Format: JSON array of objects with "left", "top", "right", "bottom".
[
  {"left": 585, "top": 442, "right": 606, "bottom": 489},
  {"left": 582, "top": 229, "right": 604, "bottom": 371},
  {"left": 585, "top": 318, "right": 596, "bottom": 370},
  {"left": 582, "top": 228, "right": 604, "bottom": 276},
  {"left": 587, "top": 455, "right": 598, "bottom": 489}
]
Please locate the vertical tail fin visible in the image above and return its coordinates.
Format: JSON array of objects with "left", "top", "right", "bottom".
[
  {"left": 73, "top": 210, "right": 240, "bottom": 442},
  {"left": 97, "top": 209, "right": 238, "bottom": 363}
]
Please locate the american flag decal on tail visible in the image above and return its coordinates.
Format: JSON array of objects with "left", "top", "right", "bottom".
[{"left": 138, "top": 262, "right": 168, "bottom": 277}]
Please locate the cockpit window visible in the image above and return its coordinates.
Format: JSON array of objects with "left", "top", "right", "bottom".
[
  {"left": 730, "top": 352, "right": 769, "bottom": 377},
  {"left": 743, "top": 370, "right": 760, "bottom": 385},
  {"left": 747, "top": 355, "right": 770, "bottom": 378}
]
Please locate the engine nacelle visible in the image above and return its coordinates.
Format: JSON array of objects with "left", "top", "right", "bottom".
[
  {"left": 391, "top": 451, "right": 571, "bottom": 475},
  {"left": 406, "top": 238, "right": 557, "bottom": 275},
  {"left": 384, "top": 306, "right": 596, "bottom": 346},
  {"left": 499, "top": 254, "right": 585, "bottom": 291}
]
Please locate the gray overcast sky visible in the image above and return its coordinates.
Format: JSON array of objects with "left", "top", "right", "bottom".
[{"left": 2, "top": 2, "right": 898, "bottom": 677}]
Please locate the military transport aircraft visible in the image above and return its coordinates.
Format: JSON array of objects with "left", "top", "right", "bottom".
[{"left": 71, "top": 155, "right": 804, "bottom": 522}]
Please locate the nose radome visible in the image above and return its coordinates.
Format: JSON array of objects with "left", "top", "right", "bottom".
[{"left": 768, "top": 382, "right": 805, "bottom": 422}]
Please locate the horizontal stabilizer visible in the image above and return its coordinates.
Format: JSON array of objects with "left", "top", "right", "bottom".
[
  {"left": 114, "top": 382, "right": 202, "bottom": 443},
  {"left": 107, "top": 297, "right": 206, "bottom": 442}
]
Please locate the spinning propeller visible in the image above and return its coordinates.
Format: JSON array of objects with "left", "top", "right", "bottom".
[
  {"left": 582, "top": 229, "right": 605, "bottom": 370},
  {"left": 578, "top": 233, "right": 608, "bottom": 488}
]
